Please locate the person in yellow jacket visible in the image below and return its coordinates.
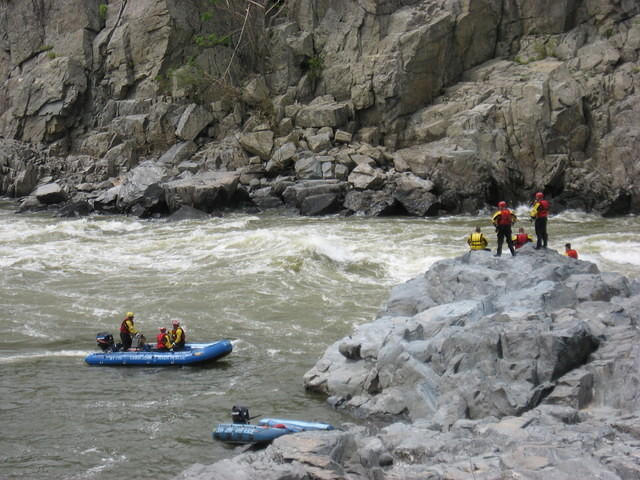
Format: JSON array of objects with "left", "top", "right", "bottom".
[
  {"left": 491, "top": 201, "right": 517, "bottom": 257},
  {"left": 467, "top": 226, "right": 489, "bottom": 251},
  {"left": 170, "top": 320, "right": 186, "bottom": 350},
  {"left": 119, "top": 312, "right": 138, "bottom": 351}
]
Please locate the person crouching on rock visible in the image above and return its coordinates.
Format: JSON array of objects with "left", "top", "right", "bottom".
[
  {"left": 491, "top": 201, "right": 517, "bottom": 257},
  {"left": 119, "top": 312, "right": 138, "bottom": 351},
  {"left": 170, "top": 320, "right": 186, "bottom": 350},
  {"left": 565, "top": 243, "right": 579, "bottom": 259},
  {"left": 467, "top": 226, "right": 490, "bottom": 251},
  {"left": 513, "top": 227, "right": 533, "bottom": 249},
  {"left": 156, "top": 327, "right": 172, "bottom": 350}
]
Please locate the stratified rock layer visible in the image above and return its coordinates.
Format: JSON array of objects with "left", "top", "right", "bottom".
[{"left": 0, "top": 1, "right": 639, "bottom": 216}]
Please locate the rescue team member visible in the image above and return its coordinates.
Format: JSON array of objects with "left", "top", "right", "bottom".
[
  {"left": 170, "top": 320, "right": 186, "bottom": 350},
  {"left": 565, "top": 243, "right": 578, "bottom": 259},
  {"left": 120, "top": 312, "right": 138, "bottom": 351},
  {"left": 530, "top": 192, "right": 550, "bottom": 249},
  {"left": 156, "top": 327, "right": 172, "bottom": 350},
  {"left": 467, "top": 226, "right": 489, "bottom": 251},
  {"left": 513, "top": 227, "right": 533, "bottom": 249},
  {"left": 491, "top": 201, "right": 517, "bottom": 257}
]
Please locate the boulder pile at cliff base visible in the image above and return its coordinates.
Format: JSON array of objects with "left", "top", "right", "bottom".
[{"left": 180, "top": 245, "right": 640, "bottom": 480}]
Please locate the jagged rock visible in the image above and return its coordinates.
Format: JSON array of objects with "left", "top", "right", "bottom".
[
  {"left": 114, "top": 161, "right": 166, "bottom": 213},
  {"left": 391, "top": 172, "right": 438, "bottom": 216},
  {"left": 300, "top": 193, "right": 341, "bottom": 216},
  {"left": 238, "top": 130, "right": 274, "bottom": 160},
  {"left": 303, "top": 248, "right": 618, "bottom": 425},
  {"left": 266, "top": 142, "right": 297, "bottom": 173},
  {"left": 56, "top": 198, "right": 93, "bottom": 217},
  {"left": 112, "top": 115, "right": 148, "bottom": 148},
  {"left": 334, "top": 130, "right": 352, "bottom": 143},
  {"left": 250, "top": 187, "right": 285, "bottom": 210},
  {"left": 242, "top": 76, "right": 270, "bottom": 106},
  {"left": 189, "top": 247, "right": 640, "bottom": 480},
  {"left": 282, "top": 180, "right": 346, "bottom": 211},
  {"left": 344, "top": 189, "right": 399, "bottom": 216},
  {"left": 348, "top": 164, "right": 386, "bottom": 190},
  {"left": 158, "top": 141, "right": 198, "bottom": 168},
  {"left": 165, "top": 205, "right": 210, "bottom": 222},
  {"left": 175, "top": 104, "right": 214, "bottom": 141},
  {"left": 34, "top": 182, "right": 67, "bottom": 204},
  {"left": 162, "top": 171, "right": 241, "bottom": 213},
  {"left": 294, "top": 155, "right": 326, "bottom": 179},
  {"left": 194, "top": 137, "right": 250, "bottom": 171},
  {"left": 295, "top": 97, "right": 351, "bottom": 128}
]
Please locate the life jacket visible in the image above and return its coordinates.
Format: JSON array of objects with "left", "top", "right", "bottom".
[
  {"left": 494, "top": 209, "right": 515, "bottom": 226},
  {"left": 566, "top": 249, "right": 578, "bottom": 259},
  {"left": 468, "top": 232, "right": 487, "bottom": 250},
  {"left": 531, "top": 200, "right": 550, "bottom": 218},
  {"left": 172, "top": 326, "right": 185, "bottom": 347},
  {"left": 156, "top": 332, "right": 169, "bottom": 349},
  {"left": 514, "top": 233, "right": 530, "bottom": 248},
  {"left": 120, "top": 318, "right": 134, "bottom": 333}
]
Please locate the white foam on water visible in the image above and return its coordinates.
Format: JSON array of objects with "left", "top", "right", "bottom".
[
  {"left": 0, "top": 350, "right": 89, "bottom": 363},
  {"left": 591, "top": 240, "right": 640, "bottom": 267}
]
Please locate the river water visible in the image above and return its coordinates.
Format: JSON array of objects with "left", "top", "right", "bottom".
[{"left": 2, "top": 200, "right": 639, "bottom": 480}]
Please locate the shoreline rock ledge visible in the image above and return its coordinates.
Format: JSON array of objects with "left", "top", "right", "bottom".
[{"left": 180, "top": 246, "right": 640, "bottom": 480}]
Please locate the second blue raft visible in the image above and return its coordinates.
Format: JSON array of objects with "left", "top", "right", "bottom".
[{"left": 213, "top": 418, "right": 335, "bottom": 444}]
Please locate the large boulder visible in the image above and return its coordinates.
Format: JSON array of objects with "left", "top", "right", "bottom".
[
  {"left": 162, "top": 171, "right": 241, "bottom": 213},
  {"left": 303, "top": 248, "right": 628, "bottom": 427}
]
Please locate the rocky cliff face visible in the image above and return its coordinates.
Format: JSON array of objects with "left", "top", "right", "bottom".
[
  {"left": 180, "top": 247, "right": 640, "bottom": 479},
  {"left": 0, "top": 0, "right": 639, "bottom": 217}
]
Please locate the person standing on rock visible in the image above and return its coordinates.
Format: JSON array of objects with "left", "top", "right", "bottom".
[
  {"left": 491, "top": 201, "right": 517, "bottom": 257},
  {"left": 467, "top": 225, "right": 490, "bottom": 251},
  {"left": 530, "top": 192, "right": 550, "bottom": 249}
]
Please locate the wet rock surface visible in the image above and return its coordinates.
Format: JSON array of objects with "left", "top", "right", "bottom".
[{"left": 184, "top": 247, "right": 640, "bottom": 479}]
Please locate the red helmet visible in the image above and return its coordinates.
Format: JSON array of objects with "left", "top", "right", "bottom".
[
  {"left": 172, "top": 320, "right": 180, "bottom": 326},
  {"left": 498, "top": 201, "right": 507, "bottom": 208},
  {"left": 535, "top": 192, "right": 544, "bottom": 199}
]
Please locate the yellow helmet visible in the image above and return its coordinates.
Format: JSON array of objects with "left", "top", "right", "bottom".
[{"left": 126, "top": 312, "right": 134, "bottom": 318}]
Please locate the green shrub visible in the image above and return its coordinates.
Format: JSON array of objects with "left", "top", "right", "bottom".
[
  {"left": 302, "top": 54, "right": 324, "bottom": 79},
  {"left": 98, "top": 3, "right": 107, "bottom": 19}
]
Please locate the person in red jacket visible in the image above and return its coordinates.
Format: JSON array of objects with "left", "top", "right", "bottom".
[
  {"left": 530, "top": 192, "right": 550, "bottom": 249},
  {"left": 565, "top": 243, "right": 578, "bottom": 259},
  {"left": 491, "top": 201, "right": 518, "bottom": 257},
  {"left": 513, "top": 227, "right": 533, "bottom": 249},
  {"left": 119, "top": 312, "right": 138, "bottom": 351},
  {"left": 156, "top": 327, "right": 172, "bottom": 350}
]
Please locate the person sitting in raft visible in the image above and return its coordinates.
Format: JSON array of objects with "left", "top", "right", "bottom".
[
  {"left": 119, "top": 312, "right": 138, "bottom": 351},
  {"left": 513, "top": 227, "right": 533, "bottom": 249},
  {"left": 467, "top": 226, "right": 490, "bottom": 251},
  {"left": 565, "top": 243, "right": 579, "bottom": 259},
  {"left": 170, "top": 320, "right": 186, "bottom": 350},
  {"left": 156, "top": 327, "right": 172, "bottom": 350}
]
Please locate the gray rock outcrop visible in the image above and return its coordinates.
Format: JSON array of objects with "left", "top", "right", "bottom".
[
  {"left": 184, "top": 247, "right": 640, "bottom": 479},
  {"left": 0, "top": 0, "right": 638, "bottom": 217}
]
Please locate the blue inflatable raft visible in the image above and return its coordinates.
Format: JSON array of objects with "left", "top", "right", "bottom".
[
  {"left": 85, "top": 340, "right": 233, "bottom": 366},
  {"left": 213, "top": 418, "right": 335, "bottom": 444}
]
